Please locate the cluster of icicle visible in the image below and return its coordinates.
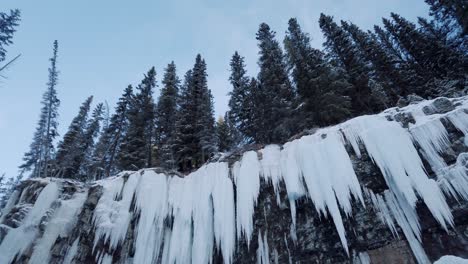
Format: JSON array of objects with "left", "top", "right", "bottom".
[{"left": 0, "top": 97, "right": 468, "bottom": 264}]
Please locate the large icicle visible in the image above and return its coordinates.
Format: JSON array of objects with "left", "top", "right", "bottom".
[
  {"left": 342, "top": 115, "right": 453, "bottom": 231},
  {"left": 256, "top": 230, "right": 270, "bottom": 264},
  {"left": 29, "top": 189, "right": 88, "bottom": 264},
  {"left": 210, "top": 162, "right": 236, "bottom": 264},
  {"left": 260, "top": 145, "right": 283, "bottom": 204},
  {"left": 93, "top": 172, "right": 139, "bottom": 253},
  {"left": 133, "top": 170, "right": 169, "bottom": 264},
  {"left": 234, "top": 151, "right": 261, "bottom": 246},
  {"left": 191, "top": 166, "right": 214, "bottom": 264},
  {"left": 294, "top": 130, "right": 364, "bottom": 254},
  {"left": 0, "top": 181, "right": 60, "bottom": 264},
  {"left": 164, "top": 175, "right": 194, "bottom": 264}
]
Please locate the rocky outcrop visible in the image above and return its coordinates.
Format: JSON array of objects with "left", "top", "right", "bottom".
[{"left": 1, "top": 97, "right": 468, "bottom": 264}]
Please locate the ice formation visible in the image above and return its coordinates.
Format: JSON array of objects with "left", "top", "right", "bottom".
[
  {"left": 434, "top": 255, "right": 468, "bottom": 264},
  {"left": 0, "top": 96, "right": 468, "bottom": 264}
]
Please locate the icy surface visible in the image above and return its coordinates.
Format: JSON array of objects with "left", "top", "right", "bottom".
[
  {"left": 234, "top": 151, "right": 261, "bottom": 246},
  {"left": 434, "top": 255, "right": 468, "bottom": 264},
  {"left": 30, "top": 189, "right": 88, "bottom": 264},
  {"left": 256, "top": 230, "right": 270, "bottom": 264},
  {"left": 0, "top": 180, "right": 59, "bottom": 264}
]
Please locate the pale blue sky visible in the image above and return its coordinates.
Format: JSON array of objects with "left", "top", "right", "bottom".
[{"left": 0, "top": 0, "right": 429, "bottom": 178}]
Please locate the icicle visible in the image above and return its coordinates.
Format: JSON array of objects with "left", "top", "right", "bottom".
[
  {"left": 93, "top": 173, "right": 139, "bottom": 253},
  {"left": 256, "top": 230, "right": 269, "bottom": 264},
  {"left": 133, "top": 170, "right": 169, "bottom": 264},
  {"left": 165, "top": 175, "right": 194, "bottom": 264},
  {"left": 0, "top": 181, "right": 60, "bottom": 264},
  {"left": 353, "top": 252, "right": 370, "bottom": 264},
  {"left": 0, "top": 190, "right": 20, "bottom": 224},
  {"left": 260, "top": 145, "right": 283, "bottom": 204},
  {"left": 448, "top": 110, "right": 468, "bottom": 136},
  {"left": 410, "top": 119, "right": 451, "bottom": 178},
  {"left": 235, "top": 151, "right": 261, "bottom": 246},
  {"left": 342, "top": 115, "right": 453, "bottom": 231},
  {"left": 367, "top": 189, "right": 430, "bottom": 264},
  {"left": 63, "top": 238, "right": 80, "bottom": 264},
  {"left": 30, "top": 189, "right": 88, "bottom": 264},
  {"left": 210, "top": 162, "right": 235, "bottom": 264},
  {"left": 191, "top": 166, "right": 214, "bottom": 264},
  {"left": 280, "top": 140, "right": 306, "bottom": 233}
]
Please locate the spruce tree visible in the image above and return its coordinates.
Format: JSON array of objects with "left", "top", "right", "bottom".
[
  {"left": 284, "top": 18, "right": 351, "bottom": 126},
  {"left": 342, "top": 21, "right": 408, "bottom": 103},
  {"left": 79, "top": 103, "right": 104, "bottom": 180},
  {"left": 0, "top": 9, "right": 20, "bottom": 63},
  {"left": 91, "top": 86, "right": 133, "bottom": 179},
  {"left": 385, "top": 13, "right": 466, "bottom": 97},
  {"left": 319, "top": 14, "right": 383, "bottom": 114},
  {"left": 227, "top": 52, "right": 250, "bottom": 142},
  {"left": 20, "top": 41, "right": 60, "bottom": 178},
  {"left": 174, "top": 55, "right": 217, "bottom": 171},
  {"left": 54, "top": 96, "right": 93, "bottom": 179},
  {"left": 216, "top": 113, "right": 241, "bottom": 152},
  {"left": 154, "top": 62, "right": 180, "bottom": 169},
  {"left": 256, "top": 23, "right": 296, "bottom": 143},
  {"left": 117, "top": 68, "right": 156, "bottom": 171},
  {"left": 216, "top": 116, "right": 231, "bottom": 152},
  {"left": 425, "top": 0, "right": 467, "bottom": 35}
]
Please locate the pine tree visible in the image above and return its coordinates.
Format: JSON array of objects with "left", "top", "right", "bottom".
[
  {"left": 174, "top": 55, "right": 217, "bottom": 171},
  {"left": 425, "top": 0, "right": 467, "bottom": 35},
  {"left": 216, "top": 116, "right": 231, "bottom": 152},
  {"left": 154, "top": 62, "right": 180, "bottom": 170},
  {"left": 117, "top": 68, "right": 156, "bottom": 171},
  {"left": 319, "top": 14, "right": 383, "bottom": 114},
  {"left": 54, "top": 96, "right": 93, "bottom": 179},
  {"left": 227, "top": 52, "right": 250, "bottom": 142},
  {"left": 385, "top": 13, "right": 466, "bottom": 97},
  {"left": 20, "top": 41, "right": 60, "bottom": 178},
  {"left": 216, "top": 113, "right": 241, "bottom": 152},
  {"left": 342, "top": 21, "right": 408, "bottom": 103},
  {"left": 284, "top": 18, "right": 351, "bottom": 126},
  {"left": 91, "top": 86, "right": 133, "bottom": 179},
  {"left": 79, "top": 103, "right": 104, "bottom": 180},
  {"left": 0, "top": 9, "right": 20, "bottom": 63},
  {"left": 256, "top": 23, "right": 296, "bottom": 143}
]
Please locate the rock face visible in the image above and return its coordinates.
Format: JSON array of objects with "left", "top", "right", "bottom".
[{"left": 1, "top": 96, "right": 468, "bottom": 264}]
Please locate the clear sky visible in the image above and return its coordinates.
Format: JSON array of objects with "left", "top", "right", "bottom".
[{"left": 0, "top": 0, "right": 429, "bottom": 179}]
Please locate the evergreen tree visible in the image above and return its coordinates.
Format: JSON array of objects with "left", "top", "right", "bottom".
[
  {"left": 319, "top": 14, "right": 383, "bottom": 114},
  {"left": 284, "top": 18, "right": 351, "bottom": 126},
  {"left": 154, "top": 62, "right": 180, "bottom": 170},
  {"left": 227, "top": 52, "right": 250, "bottom": 142},
  {"left": 20, "top": 41, "right": 60, "bottom": 178},
  {"left": 216, "top": 113, "right": 241, "bottom": 152},
  {"left": 54, "top": 96, "right": 93, "bottom": 179},
  {"left": 425, "top": 0, "right": 467, "bottom": 35},
  {"left": 174, "top": 55, "right": 217, "bottom": 171},
  {"left": 216, "top": 116, "right": 231, "bottom": 152},
  {"left": 256, "top": 23, "right": 296, "bottom": 143},
  {"left": 80, "top": 103, "right": 104, "bottom": 180},
  {"left": 0, "top": 9, "right": 20, "bottom": 63},
  {"left": 342, "top": 21, "right": 408, "bottom": 103},
  {"left": 385, "top": 13, "right": 466, "bottom": 97},
  {"left": 117, "top": 68, "right": 156, "bottom": 171},
  {"left": 91, "top": 86, "right": 133, "bottom": 179}
]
